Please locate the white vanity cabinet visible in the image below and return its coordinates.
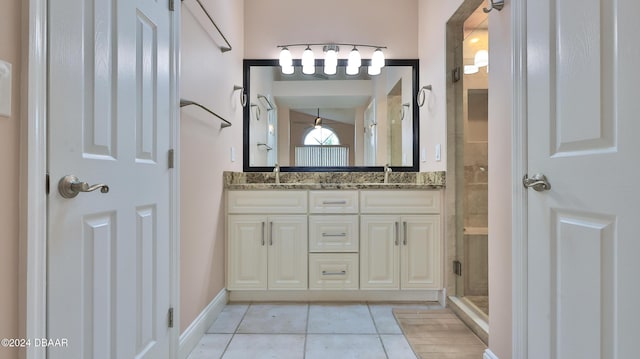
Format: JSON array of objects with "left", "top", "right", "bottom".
[
  {"left": 227, "top": 191, "right": 308, "bottom": 290},
  {"left": 360, "top": 191, "right": 442, "bottom": 290},
  {"left": 226, "top": 188, "right": 443, "bottom": 300}
]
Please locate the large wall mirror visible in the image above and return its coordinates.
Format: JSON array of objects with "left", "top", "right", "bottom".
[{"left": 243, "top": 59, "right": 419, "bottom": 172}]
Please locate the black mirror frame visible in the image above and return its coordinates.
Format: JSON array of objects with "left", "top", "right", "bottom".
[{"left": 243, "top": 59, "right": 420, "bottom": 172}]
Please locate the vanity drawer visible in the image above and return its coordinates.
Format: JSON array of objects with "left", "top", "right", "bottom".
[
  {"left": 309, "top": 190, "right": 359, "bottom": 213},
  {"left": 309, "top": 215, "right": 359, "bottom": 252},
  {"left": 309, "top": 253, "right": 359, "bottom": 290},
  {"left": 360, "top": 190, "right": 441, "bottom": 214},
  {"left": 227, "top": 190, "right": 307, "bottom": 214}
]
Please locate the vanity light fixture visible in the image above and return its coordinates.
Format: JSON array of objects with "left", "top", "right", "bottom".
[{"left": 276, "top": 43, "right": 387, "bottom": 75}]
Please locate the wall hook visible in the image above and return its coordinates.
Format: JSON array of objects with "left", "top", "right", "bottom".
[
  {"left": 483, "top": 0, "right": 504, "bottom": 13},
  {"left": 233, "top": 85, "right": 247, "bottom": 107},
  {"left": 417, "top": 85, "right": 432, "bottom": 108}
]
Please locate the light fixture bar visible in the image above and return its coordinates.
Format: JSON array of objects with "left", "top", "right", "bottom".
[{"left": 277, "top": 43, "right": 387, "bottom": 50}]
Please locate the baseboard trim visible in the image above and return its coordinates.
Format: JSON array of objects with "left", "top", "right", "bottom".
[
  {"left": 228, "top": 289, "right": 440, "bottom": 302},
  {"left": 483, "top": 349, "right": 499, "bottom": 359},
  {"left": 178, "top": 289, "right": 228, "bottom": 359}
]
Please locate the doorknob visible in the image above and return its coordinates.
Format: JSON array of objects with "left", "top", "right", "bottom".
[
  {"left": 58, "top": 175, "right": 110, "bottom": 198},
  {"left": 523, "top": 173, "right": 551, "bottom": 192}
]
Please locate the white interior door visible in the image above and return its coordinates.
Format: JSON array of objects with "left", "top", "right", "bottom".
[
  {"left": 48, "top": 0, "right": 175, "bottom": 358},
  {"left": 527, "top": 0, "right": 640, "bottom": 358}
]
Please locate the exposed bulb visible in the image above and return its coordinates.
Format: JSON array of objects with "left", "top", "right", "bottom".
[
  {"left": 346, "top": 65, "right": 359, "bottom": 76},
  {"left": 302, "top": 46, "right": 315, "bottom": 68},
  {"left": 281, "top": 65, "right": 294, "bottom": 75},
  {"left": 324, "top": 63, "right": 337, "bottom": 75},
  {"left": 279, "top": 47, "right": 292, "bottom": 67},
  {"left": 348, "top": 47, "right": 361, "bottom": 68},
  {"left": 372, "top": 48, "right": 385, "bottom": 68},
  {"left": 367, "top": 65, "right": 381, "bottom": 76},
  {"left": 302, "top": 65, "right": 315, "bottom": 75}
]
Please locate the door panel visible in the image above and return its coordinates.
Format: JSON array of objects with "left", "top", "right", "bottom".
[
  {"left": 48, "top": 0, "right": 173, "bottom": 357},
  {"left": 268, "top": 216, "right": 308, "bottom": 289},
  {"left": 360, "top": 216, "right": 399, "bottom": 289},
  {"left": 227, "top": 215, "right": 267, "bottom": 290},
  {"left": 401, "top": 215, "right": 441, "bottom": 289},
  {"left": 527, "top": 0, "right": 640, "bottom": 358}
]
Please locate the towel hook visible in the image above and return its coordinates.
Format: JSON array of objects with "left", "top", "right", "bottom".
[
  {"left": 233, "top": 85, "right": 247, "bottom": 107},
  {"left": 483, "top": 0, "right": 504, "bottom": 13},
  {"left": 417, "top": 85, "right": 432, "bottom": 108}
]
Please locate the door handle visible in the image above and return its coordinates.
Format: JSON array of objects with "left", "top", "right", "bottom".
[
  {"left": 523, "top": 173, "right": 551, "bottom": 192},
  {"left": 58, "top": 175, "right": 109, "bottom": 198}
]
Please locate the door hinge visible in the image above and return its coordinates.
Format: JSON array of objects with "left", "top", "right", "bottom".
[
  {"left": 169, "top": 0, "right": 175, "bottom": 11},
  {"left": 453, "top": 260, "right": 462, "bottom": 276},
  {"left": 168, "top": 307, "right": 174, "bottom": 328},
  {"left": 168, "top": 149, "right": 175, "bottom": 169},
  {"left": 46, "top": 173, "right": 50, "bottom": 195},
  {"left": 452, "top": 67, "right": 461, "bottom": 83}
]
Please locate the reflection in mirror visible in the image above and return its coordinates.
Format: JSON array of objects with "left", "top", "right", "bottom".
[{"left": 243, "top": 60, "right": 419, "bottom": 171}]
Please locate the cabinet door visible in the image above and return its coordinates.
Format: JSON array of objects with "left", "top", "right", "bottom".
[
  {"left": 401, "top": 215, "right": 441, "bottom": 289},
  {"left": 227, "top": 215, "right": 268, "bottom": 290},
  {"left": 267, "top": 215, "right": 308, "bottom": 289},
  {"left": 360, "top": 215, "right": 400, "bottom": 289}
]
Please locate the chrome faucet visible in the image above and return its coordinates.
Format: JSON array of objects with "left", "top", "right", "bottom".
[
  {"left": 384, "top": 164, "right": 392, "bottom": 184},
  {"left": 273, "top": 163, "right": 280, "bottom": 184}
]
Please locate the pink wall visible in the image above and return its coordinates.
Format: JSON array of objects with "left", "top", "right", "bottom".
[
  {"left": 179, "top": 0, "right": 244, "bottom": 331},
  {"left": 244, "top": 0, "right": 418, "bottom": 59},
  {"left": 0, "top": 0, "right": 22, "bottom": 358}
]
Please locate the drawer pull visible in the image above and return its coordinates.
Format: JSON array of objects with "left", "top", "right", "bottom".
[
  {"left": 261, "top": 221, "right": 265, "bottom": 246},
  {"left": 322, "top": 232, "right": 347, "bottom": 237},
  {"left": 322, "top": 200, "right": 347, "bottom": 205},
  {"left": 322, "top": 270, "right": 347, "bottom": 276},
  {"left": 394, "top": 222, "right": 399, "bottom": 246}
]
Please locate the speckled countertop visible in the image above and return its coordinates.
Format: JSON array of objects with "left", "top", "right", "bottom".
[{"left": 223, "top": 171, "right": 446, "bottom": 190}]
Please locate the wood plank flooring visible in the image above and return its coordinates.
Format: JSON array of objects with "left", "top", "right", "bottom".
[{"left": 393, "top": 308, "right": 487, "bottom": 359}]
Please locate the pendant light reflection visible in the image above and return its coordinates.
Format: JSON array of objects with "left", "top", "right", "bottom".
[{"left": 314, "top": 108, "right": 322, "bottom": 129}]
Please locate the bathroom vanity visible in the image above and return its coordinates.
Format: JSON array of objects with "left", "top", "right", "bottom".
[{"left": 224, "top": 171, "right": 446, "bottom": 302}]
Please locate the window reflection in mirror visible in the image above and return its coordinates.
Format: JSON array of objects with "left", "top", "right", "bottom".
[{"left": 243, "top": 60, "right": 419, "bottom": 171}]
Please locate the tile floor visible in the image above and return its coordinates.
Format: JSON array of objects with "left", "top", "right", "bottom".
[{"left": 187, "top": 302, "right": 443, "bottom": 359}]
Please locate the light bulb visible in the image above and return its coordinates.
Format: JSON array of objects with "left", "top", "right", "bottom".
[
  {"left": 302, "top": 65, "right": 315, "bottom": 75},
  {"left": 281, "top": 65, "right": 294, "bottom": 75},
  {"left": 325, "top": 48, "right": 338, "bottom": 67},
  {"left": 324, "top": 63, "right": 337, "bottom": 75},
  {"left": 474, "top": 50, "right": 489, "bottom": 68},
  {"left": 367, "top": 65, "right": 381, "bottom": 75},
  {"left": 372, "top": 48, "right": 385, "bottom": 68},
  {"left": 346, "top": 66, "right": 359, "bottom": 76},
  {"left": 348, "top": 47, "right": 361, "bottom": 68},
  {"left": 279, "top": 47, "right": 292, "bottom": 67},
  {"left": 302, "top": 46, "right": 315, "bottom": 68}
]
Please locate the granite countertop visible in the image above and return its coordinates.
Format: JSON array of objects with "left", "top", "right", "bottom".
[{"left": 223, "top": 171, "right": 446, "bottom": 190}]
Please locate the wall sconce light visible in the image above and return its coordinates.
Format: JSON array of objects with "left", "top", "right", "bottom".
[{"left": 277, "top": 43, "right": 387, "bottom": 76}]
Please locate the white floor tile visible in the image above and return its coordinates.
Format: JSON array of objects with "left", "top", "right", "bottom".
[
  {"left": 380, "top": 334, "right": 418, "bottom": 359},
  {"left": 187, "top": 334, "right": 232, "bottom": 359},
  {"left": 236, "top": 304, "right": 308, "bottom": 334},
  {"left": 207, "top": 304, "right": 249, "bottom": 334},
  {"left": 305, "top": 334, "right": 387, "bottom": 359},
  {"left": 222, "top": 334, "right": 305, "bottom": 359},
  {"left": 368, "top": 305, "right": 403, "bottom": 334},
  {"left": 308, "top": 304, "right": 377, "bottom": 334}
]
